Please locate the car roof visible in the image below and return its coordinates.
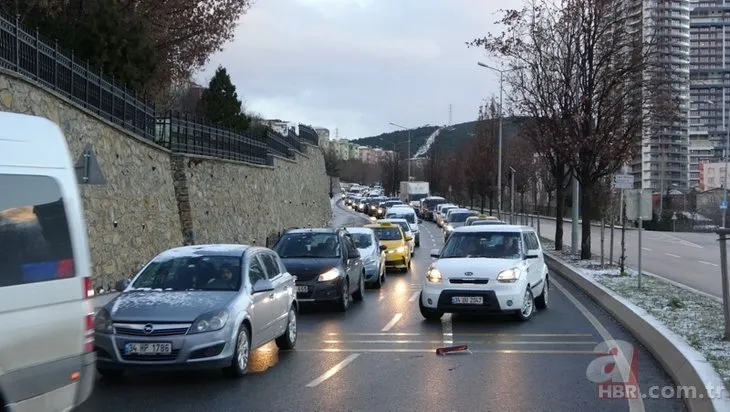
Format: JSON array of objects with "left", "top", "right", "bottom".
[
  {"left": 345, "top": 227, "right": 375, "bottom": 235},
  {"left": 286, "top": 228, "right": 339, "bottom": 234},
  {"left": 364, "top": 221, "right": 399, "bottom": 228},
  {"left": 0, "top": 112, "right": 73, "bottom": 168},
  {"left": 453, "top": 224, "right": 533, "bottom": 233},
  {"left": 156, "top": 244, "right": 251, "bottom": 258},
  {"left": 382, "top": 218, "right": 409, "bottom": 225}
]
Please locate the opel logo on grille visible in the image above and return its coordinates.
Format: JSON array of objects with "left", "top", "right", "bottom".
[
  {"left": 465, "top": 271, "right": 473, "bottom": 276},
  {"left": 143, "top": 324, "right": 154, "bottom": 334}
]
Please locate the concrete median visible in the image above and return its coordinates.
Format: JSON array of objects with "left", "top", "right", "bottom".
[{"left": 545, "top": 252, "right": 730, "bottom": 412}]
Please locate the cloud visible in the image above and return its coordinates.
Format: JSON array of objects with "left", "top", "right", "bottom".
[{"left": 198, "top": 0, "right": 521, "bottom": 139}]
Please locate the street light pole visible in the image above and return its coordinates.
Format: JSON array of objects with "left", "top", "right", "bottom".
[{"left": 478, "top": 61, "right": 512, "bottom": 219}]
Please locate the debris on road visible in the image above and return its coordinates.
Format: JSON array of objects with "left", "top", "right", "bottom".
[{"left": 436, "top": 345, "right": 469, "bottom": 355}]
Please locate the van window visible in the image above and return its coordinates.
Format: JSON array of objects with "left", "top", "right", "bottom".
[{"left": 0, "top": 174, "right": 75, "bottom": 287}]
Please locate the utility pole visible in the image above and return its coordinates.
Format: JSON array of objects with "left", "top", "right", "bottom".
[
  {"left": 659, "top": 145, "right": 664, "bottom": 218},
  {"left": 498, "top": 72, "right": 504, "bottom": 219},
  {"left": 408, "top": 129, "right": 411, "bottom": 181},
  {"left": 572, "top": 173, "right": 580, "bottom": 255}
]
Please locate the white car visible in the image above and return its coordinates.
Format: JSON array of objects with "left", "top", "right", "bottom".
[
  {"left": 385, "top": 207, "right": 421, "bottom": 247},
  {"left": 419, "top": 225, "right": 548, "bottom": 321}
]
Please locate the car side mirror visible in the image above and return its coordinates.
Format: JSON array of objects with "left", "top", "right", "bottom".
[
  {"left": 252, "top": 279, "right": 275, "bottom": 294},
  {"left": 525, "top": 249, "right": 540, "bottom": 259},
  {"left": 379, "top": 244, "right": 387, "bottom": 251},
  {"left": 351, "top": 250, "right": 361, "bottom": 259},
  {"left": 430, "top": 248, "right": 441, "bottom": 258},
  {"left": 115, "top": 279, "right": 131, "bottom": 291},
  {"left": 405, "top": 236, "right": 413, "bottom": 241}
]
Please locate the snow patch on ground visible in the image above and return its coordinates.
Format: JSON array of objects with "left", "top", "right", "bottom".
[{"left": 541, "top": 238, "right": 730, "bottom": 387}]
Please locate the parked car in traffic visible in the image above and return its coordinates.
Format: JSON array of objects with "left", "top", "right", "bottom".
[
  {"left": 419, "top": 196, "right": 446, "bottom": 220},
  {"left": 385, "top": 206, "right": 421, "bottom": 247},
  {"left": 365, "top": 221, "right": 412, "bottom": 272},
  {"left": 0, "top": 112, "right": 96, "bottom": 411},
  {"left": 346, "top": 227, "right": 387, "bottom": 288},
  {"left": 435, "top": 204, "right": 459, "bottom": 228},
  {"left": 442, "top": 209, "right": 478, "bottom": 241},
  {"left": 95, "top": 244, "right": 298, "bottom": 379},
  {"left": 381, "top": 218, "right": 415, "bottom": 256},
  {"left": 273, "top": 228, "right": 365, "bottom": 311},
  {"left": 420, "top": 225, "right": 548, "bottom": 321}
]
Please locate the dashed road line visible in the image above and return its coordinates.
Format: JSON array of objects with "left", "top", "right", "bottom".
[
  {"left": 381, "top": 313, "right": 403, "bottom": 332},
  {"left": 641, "top": 247, "right": 652, "bottom": 252},
  {"left": 408, "top": 291, "right": 419, "bottom": 302},
  {"left": 305, "top": 354, "right": 360, "bottom": 387},
  {"left": 441, "top": 314, "right": 453, "bottom": 345},
  {"left": 699, "top": 260, "right": 719, "bottom": 267},
  {"left": 552, "top": 279, "right": 645, "bottom": 412},
  {"left": 664, "top": 253, "right": 681, "bottom": 258}
]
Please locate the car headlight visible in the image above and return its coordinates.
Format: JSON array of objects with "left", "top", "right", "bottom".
[
  {"left": 396, "top": 245, "right": 408, "bottom": 254},
  {"left": 94, "top": 308, "right": 113, "bottom": 333},
  {"left": 426, "top": 267, "right": 442, "bottom": 283},
  {"left": 189, "top": 310, "right": 229, "bottom": 334},
  {"left": 496, "top": 268, "right": 522, "bottom": 283},
  {"left": 319, "top": 267, "right": 340, "bottom": 282}
]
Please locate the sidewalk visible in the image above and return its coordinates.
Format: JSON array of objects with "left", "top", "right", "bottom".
[{"left": 465, "top": 207, "right": 632, "bottom": 230}]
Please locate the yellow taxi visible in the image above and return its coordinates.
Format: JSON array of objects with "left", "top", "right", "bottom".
[
  {"left": 364, "top": 221, "right": 412, "bottom": 272},
  {"left": 465, "top": 214, "right": 501, "bottom": 226}
]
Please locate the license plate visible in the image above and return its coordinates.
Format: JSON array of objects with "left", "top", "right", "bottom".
[
  {"left": 124, "top": 342, "right": 172, "bottom": 355},
  {"left": 296, "top": 285, "right": 309, "bottom": 293},
  {"left": 452, "top": 296, "right": 483, "bottom": 305}
]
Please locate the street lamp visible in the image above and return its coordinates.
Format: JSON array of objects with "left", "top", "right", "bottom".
[
  {"left": 705, "top": 99, "right": 729, "bottom": 227},
  {"left": 389, "top": 122, "right": 412, "bottom": 181},
  {"left": 477, "top": 61, "right": 519, "bottom": 219}
]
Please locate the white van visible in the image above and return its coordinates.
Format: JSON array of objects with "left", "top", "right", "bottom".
[{"left": 0, "top": 113, "right": 95, "bottom": 411}]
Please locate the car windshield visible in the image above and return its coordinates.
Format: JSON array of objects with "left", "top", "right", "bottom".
[
  {"left": 372, "top": 227, "right": 403, "bottom": 241},
  {"left": 130, "top": 255, "right": 242, "bottom": 292},
  {"left": 471, "top": 220, "right": 505, "bottom": 226},
  {"left": 386, "top": 213, "right": 415, "bottom": 223},
  {"left": 391, "top": 221, "right": 411, "bottom": 233},
  {"left": 350, "top": 233, "right": 373, "bottom": 249},
  {"left": 449, "top": 212, "right": 476, "bottom": 223},
  {"left": 441, "top": 232, "right": 523, "bottom": 259},
  {"left": 274, "top": 233, "right": 340, "bottom": 258}
]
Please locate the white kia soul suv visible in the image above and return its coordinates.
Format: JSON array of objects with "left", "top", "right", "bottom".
[{"left": 420, "top": 225, "right": 548, "bottom": 321}]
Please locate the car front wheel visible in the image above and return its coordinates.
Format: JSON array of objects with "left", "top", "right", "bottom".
[
  {"left": 275, "top": 306, "right": 298, "bottom": 349},
  {"left": 535, "top": 277, "right": 549, "bottom": 310},
  {"left": 353, "top": 272, "right": 365, "bottom": 301},
  {"left": 223, "top": 325, "right": 251, "bottom": 378},
  {"left": 337, "top": 278, "right": 350, "bottom": 312},
  {"left": 516, "top": 287, "right": 535, "bottom": 321}
]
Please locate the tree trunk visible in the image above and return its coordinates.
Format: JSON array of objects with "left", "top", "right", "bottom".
[
  {"left": 580, "top": 180, "right": 592, "bottom": 260},
  {"left": 480, "top": 194, "right": 485, "bottom": 213},
  {"left": 489, "top": 196, "right": 494, "bottom": 216},
  {"left": 554, "top": 182, "right": 565, "bottom": 250}
]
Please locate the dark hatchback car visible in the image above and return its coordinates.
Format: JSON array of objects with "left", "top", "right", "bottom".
[{"left": 273, "top": 228, "right": 366, "bottom": 312}]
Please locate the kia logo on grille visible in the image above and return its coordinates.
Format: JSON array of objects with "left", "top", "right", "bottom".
[
  {"left": 143, "top": 324, "right": 154, "bottom": 334},
  {"left": 465, "top": 271, "right": 473, "bottom": 276}
]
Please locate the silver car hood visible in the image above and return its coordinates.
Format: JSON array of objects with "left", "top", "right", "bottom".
[{"left": 106, "top": 290, "right": 236, "bottom": 323}]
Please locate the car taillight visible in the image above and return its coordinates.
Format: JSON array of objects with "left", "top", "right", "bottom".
[
  {"left": 84, "top": 313, "right": 94, "bottom": 352},
  {"left": 83, "top": 277, "right": 94, "bottom": 299}
]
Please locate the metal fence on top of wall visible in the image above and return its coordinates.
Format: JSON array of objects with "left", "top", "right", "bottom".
[{"left": 0, "top": 13, "right": 317, "bottom": 165}]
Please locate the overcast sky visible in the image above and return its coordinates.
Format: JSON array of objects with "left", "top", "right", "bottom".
[{"left": 197, "top": 0, "right": 520, "bottom": 140}]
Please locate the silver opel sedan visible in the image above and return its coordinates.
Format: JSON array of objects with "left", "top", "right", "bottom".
[{"left": 94, "top": 244, "right": 298, "bottom": 379}]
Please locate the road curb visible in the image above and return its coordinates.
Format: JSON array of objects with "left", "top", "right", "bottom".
[{"left": 545, "top": 252, "right": 730, "bottom": 412}]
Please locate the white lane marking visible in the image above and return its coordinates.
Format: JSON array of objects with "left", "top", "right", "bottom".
[
  {"left": 664, "top": 253, "right": 681, "bottom": 258},
  {"left": 305, "top": 354, "right": 360, "bottom": 387},
  {"left": 408, "top": 291, "right": 419, "bottom": 302},
  {"left": 699, "top": 260, "right": 719, "bottom": 267},
  {"left": 441, "top": 314, "right": 453, "bottom": 345},
  {"left": 381, "top": 313, "right": 403, "bottom": 332},
  {"left": 552, "top": 279, "right": 645, "bottom": 412},
  {"left": 641, "top": 247, "right": 652, "bottom": 252},
  {"left": 378, "top": 294, "right": 384, "bottom": 301}
]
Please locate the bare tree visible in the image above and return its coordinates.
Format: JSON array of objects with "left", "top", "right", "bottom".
[
  {"left": 380, "top": 153, "right": 404, "bottom": 197},
  {"left": 470, "top": 0, "right": 678, "bottom": 257},
  {"left": 468, "top": 99, "right": 499, "bottom": 213},
  {"left": 323, "top": 147, "right": 342, "bottom": 177}
]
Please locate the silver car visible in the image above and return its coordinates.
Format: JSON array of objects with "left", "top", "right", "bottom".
[
  {"left": 346, "top": 227, "right": 386, "bottom": 288},
  {"left": 94, "top": 244, "right": 298, "bottom": 379}
]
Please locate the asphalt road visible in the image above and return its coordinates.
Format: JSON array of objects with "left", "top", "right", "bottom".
[
  {"left": 531, "top": 216, "right": 723, "bottom": 299},
  {"left": 77, "top": 201, "right": 686, "bottom": 412}
]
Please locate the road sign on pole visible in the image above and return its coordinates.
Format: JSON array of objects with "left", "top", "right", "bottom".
[
  {"left": 721, "top": 200, "right": 727, "bottom": 210},
  {"left": 612, "top": 174, "right": 634, "bottom": 190},
  {"left": 624, "top": 190, "right": 652, "bottom": 221}
]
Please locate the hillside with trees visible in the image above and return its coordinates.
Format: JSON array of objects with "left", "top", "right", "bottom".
[{"left": 352, "top": 116, "right": 526, "bottom": 158}]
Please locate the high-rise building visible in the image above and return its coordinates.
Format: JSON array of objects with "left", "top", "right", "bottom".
[
  {"left": 628, "top": 0, "right": 691, "bottom": 191},
  {"left": 690, "top": 0, "right": 730, "bottom": 189}
]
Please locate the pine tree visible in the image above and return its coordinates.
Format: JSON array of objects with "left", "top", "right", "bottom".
[{"left": 196, "top": 65, "right": 250, "bottom": 131}]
